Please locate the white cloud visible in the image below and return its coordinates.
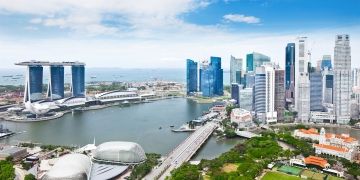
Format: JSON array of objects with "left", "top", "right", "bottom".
[
  {"left": 0, "top": 0, "right": 212, "bottom": 36},
  {"left": 223, "top": 14, "right": 260, "bottom": 24}
]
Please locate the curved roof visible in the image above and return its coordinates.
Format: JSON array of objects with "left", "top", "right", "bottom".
[
  {"left": 95, "top": 90, "right": 138, "bottom": 98},
  {"left": 43, "top": 154, "right": 91, "bottom": 180},
  {"left": 93, "top": 141, "right": 146, "bottom": 164}
]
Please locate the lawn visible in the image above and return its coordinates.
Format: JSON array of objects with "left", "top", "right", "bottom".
[
  {"left": 327, "top": 176, "right": 344, "bottom": 180},
  {"left": 262, "top": 172, "right": 301, "bottom": 180},
  {"left": 301, "top": 169, "right": 326, "bottom": 180},
  {"left": 221, "top": 163, "right": 239, "bottom": 173}
]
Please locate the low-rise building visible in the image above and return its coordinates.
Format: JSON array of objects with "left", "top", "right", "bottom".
[
  {"left": 310, "top": 111, "right": 336, "bottom": 124},
  {"left": 230, "top": 108, "right": 253, "bottom": 128},
  {"left": 0, "top": 145, "right": 28, "bottom": 161}
]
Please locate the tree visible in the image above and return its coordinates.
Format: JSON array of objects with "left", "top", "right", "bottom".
[
  {"left": 170, "top": 163, "right": 200, "bottom": 180},
  {"left": 0, "top": 160, "right": 15, "bottom": 180},
  {"left": 24, "top": 174, "right": 36, "bottom": 180}
]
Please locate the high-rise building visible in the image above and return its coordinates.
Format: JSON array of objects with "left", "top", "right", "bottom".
[
  {"left": 295, "top": 37, "right": 310, "bottom": 123},
  {"left": 244, "top": 72, "right": 256, "bottom": 89},
  {"left": 239, "top": 87, "right": 253, "bottom": 112},
  {"left": 246, "top": 52, "right": 270, "bottom": 72},
  {"left": 231, "top": 83, "right": 241, "bottom": 105},
  {"left": 200, "top": 61, "right": 214, "bottom": 97},
  {"left": 322, "top": 68, "right": 334, "bottom": 104},
  {"left": 71, "top": 65, "right": 85, "bottom": 98},
  {"left": 230, "top": 56, "right": 243, "bottom": 84},
  {"left": 210, "top": 56, "right": 224, "bottom": 96},
  {"left": 254, "top": 64, "right": 277, "bottom": 124},
  {"left": 186, "top": 59, "right": 198, "bottom": 95},
  {"left": 334, "top": 34, "right": 351, "bottom": 124},
  {"left": 275, "top": 69, "right": 285, "bottom": 122},
  {"left": 352, "top": 68, "right": 360, "bottom": 88},
  {"left": 285, "top": 43, "right": 296, "bottom": 104},
  {"left": 47, "top": 65, "right": 64, "bottom": 100},
  {"left": 24, "top": 65, "right": 43, "bottom": 102},
  {"left": 310, "top": 71, "right": 323, "bottom": 111},
  {"left": 321, "top": 55, "right": 332, "bottom": 70}
]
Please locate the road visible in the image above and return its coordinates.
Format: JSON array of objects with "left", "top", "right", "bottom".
[{"left": 144, "top": 122, "right": 218, "bottom": 180}]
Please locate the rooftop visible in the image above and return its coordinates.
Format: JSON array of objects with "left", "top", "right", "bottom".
[
  {"left": 314, "top": 144, "right": 349, "bottom": 153},
  {"left": 15, "top": 60, "right": 85, "bottom": 66},
  {"left": 304, "top": 156, "right": 329, "bottom": 168}
]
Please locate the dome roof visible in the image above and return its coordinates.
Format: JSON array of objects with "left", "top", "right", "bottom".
[
  {"left": 43, "top": 154, "right": 91, "bottom": 180},
  {"left": 93, "top": 141, "right": 146, "bottom": 164}
]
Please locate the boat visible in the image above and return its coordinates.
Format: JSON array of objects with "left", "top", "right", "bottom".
[
  {"left": 90, "top": 76, "right": 97, "bottom": 79},
  {"left": 159, "top": 127, "right": 162, "bottom": 130},
  {"left": 2, "top": 75, "right": 13, "bottom": 78},
  {"left": 170, "top": 125, "right": 175, "bottom": 128}
]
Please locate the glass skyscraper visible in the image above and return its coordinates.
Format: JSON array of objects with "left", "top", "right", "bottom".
[
  {"left": 285, "top": 43, "right": 295, "bottom": 101},
  {"left": 230, "top": 56, "right": 242, "bottom": 84},
  {"left": 231, "top": 83, "right": 240, "bottom": 104},
  {"left": 48, "top": 65, "right": 65, "bottom": 100},
  {"left": 310, "top": 71, "right": 323, "bottom": 111},
  {"left": 246, "top": 52, "right": 270, "bottom": 72},
  {"left": 200, "top": 57, "right": 224, "bottom": 97},
  {"left": 321, "top": 55, "right": 332, "bottom": 70},
  {"left": 186, "top": 59, "right": 198, "bottom": 95},
  {"left": 25, "top": 65, "right": 43, "bottom": 102},
  {"left": 71, "top": 65, "right": 85, "bottom": 97}
]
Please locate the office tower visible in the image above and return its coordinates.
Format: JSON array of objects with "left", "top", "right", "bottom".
[
  {"left": 230, "top": 56, "right": 243, "bottom": 84},
  {"left": 210, "top": 57, "right": 224, "bottom": 96},
  {"left": 254, "top": 64, "right": 277, "bottom": 124},
  {"left": 295, "top": 37, "right": 310, "bottom": 123},
  {"left": 352, "top": 68, "right": 360, "bottom": 87},
  {"left": 244, "top": 72, "right": 256, "bottom": 88},
  {"left": 47, "top": 65, "right": 64, "bottom": 100},
  {"left": 321, "top": 55, "right": 332, "bottom": 70},
  {"left": 322, "top": 68, "right": 334, "bottom": 104},
  {"left": 275, "top": 69, "right": 285, "bottom": 122},
  {"left": 285, "top": 43, "right": 296, "bottom": 103},
  {"left": 310, "top": 71, "right": 323, "bottom": 111},
  {"left": 239, "top": 87, "right": 253, "bottom": 112},
  {"left": 71, "top": 65, "right": 85, "bottom": 97},
  {"left": 246, "top": 52, "right": 271, "bottom": 72},
  {"left": 186, "top": 59, "right": 198, "bottom": 95},
  {"left": 24, "top": 65, "right": 43, "bottom": 102},
  {"left": 334, "top": 34, "right": 351, "bottom": 124},
  {"left": 200, "top": 61, "right": 214, "bottom": 97},
  {"left": 231, "top": 83, "right": 241, "bottom": 104}
]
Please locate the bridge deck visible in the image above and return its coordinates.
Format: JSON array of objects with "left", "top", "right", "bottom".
[{"left": 144, "top": 122, "right": 218, "bottom": 180}]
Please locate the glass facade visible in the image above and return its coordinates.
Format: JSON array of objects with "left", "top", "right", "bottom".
[
  {"left": 72, "top": 65, "right": 85, "bottom": 97},
  {"left": 186, "top": 59, "right": 198, "bottom": 95},
  {"left": 285, "top": 43, "right": 295, "bottom": 90},
  {"left": 246, "top": 52, "right": 270, "bottom": 72},
  {"left": 231, "top": 83, "right": 240, "bottom": 104},
  {"left": 310, "top": 72, "right": 323, "bottom": 111},
  {"left": 27, "top": 65, "right": 43, "bottom": 102},
  {"left": 254, "top": 74, "right": 266, "bottom": 121},
  {"left": 200, "top": 65, "right": 214, "bottom": 97},
  {"left": 49, "top": 65, "right": 65, "bottom": 100},
  {"left": 211, "top": 56, "right": 223, "bottom": 96},
  {"left": 230, "top": 56, "right": 242, "bottom": 84}
]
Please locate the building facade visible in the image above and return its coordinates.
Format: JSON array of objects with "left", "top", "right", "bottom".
[
  {"left": 71, "top": 65, "right": 86, "bottom": 98},
  {"left": 322, "top": 68, "right": 334, "bottom": 104},
  {"left": 275, "top": 69, "right": 285, "bottom": 122},
  {"left": 246, "top": 52, "right": 270, "bottom": 72},
  {"left": 210, "top": 56, "right": 224, "bottom": 96},
  {"left": 186, "top": 59, "right": 198, "bottom": 95},
  {"left": 48, "top": 65, "right": 65, "bottom": 100},
  {"left": 295, "top": 37, "right": 310, "bottom": 123},
  {"left": 285, "top": 43, "right": 296, "bottom": 104},
  {"left": 310, "top": 71, "right": 323, "bottom": 111},
  {"left": 200, "top": 62, "right": 214, "bottom": 97},
  {"left": 239, "top": 87, "right": 253, "bottom": 112},
  {"left": 333, "top": 34, "right": 351, "bottom": 124},
  {"left": 230, "top": 56, "right": 243, "bottom": 84},
  {"left": 254, "top": 64, "right": 277, "bottom": 124},
  {"left": 352, "top": 68, "right": 360, "bottom": 88},
  {"left": 321, "top": 55, "right": 332, "bottom": 70},
  {"left": 25, "top": 65, "right": 44, "bottom": 102},
  {"left": 231, "top": 83, "right": 241, "bottom": 105},
  {"left": 230, "top": 108, "right": 253, "bottom": 129}
]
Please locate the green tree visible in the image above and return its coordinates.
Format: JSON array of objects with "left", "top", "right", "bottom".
[
  {"left": 24, "top": 174, "right": 36, "bottom": 180},
  {"left": 0, "top": 160, "right": 15, "bottom": 180},
  {"left": 170, "top": 163, "right": 200, "bottom": 180}
]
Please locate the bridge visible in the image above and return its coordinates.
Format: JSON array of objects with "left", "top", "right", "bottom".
[
  {"left": 235, "top": 130, "right": 260, "bottom": 139},
  {"left": 144, "top": 122, "right": 218, "bottom": 180}
]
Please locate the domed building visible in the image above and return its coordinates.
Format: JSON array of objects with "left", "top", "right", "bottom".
[
  {"left": 93, "top": 141, "right": 146, "bottom": 165},
  {"left": 42, "top": 154, "right": 91, "bottom": 180}
]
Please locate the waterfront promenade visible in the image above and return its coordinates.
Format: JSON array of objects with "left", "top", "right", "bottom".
[{"left": 144, "top": 122, "right": 218, "bottom": 180}]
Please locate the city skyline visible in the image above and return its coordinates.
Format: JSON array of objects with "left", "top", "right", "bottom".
[{"left": 0, "top": 0, "right": 359, "bottom": 69}]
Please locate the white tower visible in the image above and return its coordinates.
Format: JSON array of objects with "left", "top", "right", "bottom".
[
  {"left": 295, "top": 37, "right": 310, "bottom": 123},
  {"left": 334, "top": 35, "right": 351, "bottom": 124},
  {"left": 319, "top": 127, "right": 326, "bottom": 144}
]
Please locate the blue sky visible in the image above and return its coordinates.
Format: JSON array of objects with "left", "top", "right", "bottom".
[{"left": 0, "top": 0, "right": 359, "bottom": 69}]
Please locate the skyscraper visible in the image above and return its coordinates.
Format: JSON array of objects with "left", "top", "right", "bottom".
[
  {"left": 24, "top": 65, "right": 43, "bottom": 102},
  {"left": 275, "top": 69, "right": 285, "bottom": 122},
  {"left": 210, "top": 56, "right": 224, "bottom": 96},
  {"left": 334, "top": 34, "right": 351, "bottom": 124},
  {"left": 239, "top": 87, "right": 253, "bottom": 112},
  {"left": 71, "top": 65, "right": 85, "bottom": 97},
  {"left": 230, "top": 56, "right": 243, "bottom": 84},
  {"left": 322, "top": 68, "right": 334, "bottom": 104},
  {"left": 231, "top": 83, "right": 241, "bottom": 105},
  {"left": 47, "top": 65, "right": 64, "bottom": 100},
  {"left": 246, "top": 52, "right": 270, "bottom": 73},
  {"left": 352, "top": 68, "right": 360, "bottom": 87},
  {"left": 295, "top": 37, "right": 310, "bottom": 123},
  {"left": 310, "top": 71, "right": 323, "bottom": 111},
  {"left": 321, "top": 55, "right": 332, "bottom": 70},
  {"left": 254, "top": 64, "right": 277, "bottom": 124},
  {"left": 285, "top": 43, "right": 296, "bottom": 103},
  {"left": 200, "top": 62, "right": 214, "bottom": 97},
  {"left": 186, "top": 59, "right": 198, "bottom": 95}
]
